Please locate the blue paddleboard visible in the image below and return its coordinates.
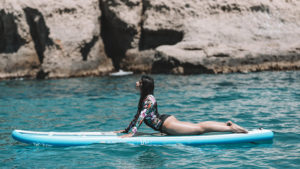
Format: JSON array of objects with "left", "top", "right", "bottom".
[{"left": 12, "top": 129, "right": 273, "bottom": 146}]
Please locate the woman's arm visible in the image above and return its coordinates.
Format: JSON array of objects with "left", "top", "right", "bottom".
[
  {"left": 130, "top": 108, "right": 147, "bottom": 135},
  {"left": 114, "top": 130, "right": 126, "bottom": 133},
  {"left": 120, "top": 132, "right": 134, "bottom": 138},
  {"left": 123, "top": 111, "right": 140, "bottom": 133},
  {"left": 122, "top": 97, "right": 153, "bottom": 137}
]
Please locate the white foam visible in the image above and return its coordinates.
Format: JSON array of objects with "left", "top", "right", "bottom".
[{"left": 109, "top": 69, "right": 133, "bottom": 76}]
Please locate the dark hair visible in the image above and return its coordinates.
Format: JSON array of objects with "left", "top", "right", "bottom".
[{"left": 138, "top": 75, "right": 154, "bottom": 112}]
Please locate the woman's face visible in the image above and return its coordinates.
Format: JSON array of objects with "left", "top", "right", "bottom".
[{"left": 136, "top": 80, "right": 142, "bottom": 91}]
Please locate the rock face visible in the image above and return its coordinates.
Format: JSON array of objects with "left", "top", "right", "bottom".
[
  {"left": 0, "top": 2, "right": 40, "bottom": 78},
  {"left": 149, "top": 0, "right": 300, "bottom": 74},
  {"left": 100, "top": 0, "right": 300, "bottom": 74},
  {"left": 0, "top": 0, "right": 113, "bottom": 79},
  {"left": 0, "top": 0, "right": 300, "bottom": 79}
]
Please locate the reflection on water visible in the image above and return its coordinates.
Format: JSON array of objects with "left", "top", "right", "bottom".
[{"left": 136, "top": 147, "right": 165, "bottom": 169}]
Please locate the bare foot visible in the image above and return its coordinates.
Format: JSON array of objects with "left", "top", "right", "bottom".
[{"left": 226, "top": 121, "right": 248, "bottom": 133}]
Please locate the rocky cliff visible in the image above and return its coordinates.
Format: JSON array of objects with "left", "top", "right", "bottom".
[
  {"left": 0, "top": 0, "right": 113, "bottom": 79},
  {"left": 1, "top": 0, "right": 299, "bottom": 79}
]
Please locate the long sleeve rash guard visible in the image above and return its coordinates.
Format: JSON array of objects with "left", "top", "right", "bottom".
[{"left": 125, "top": 95, "right": 163, "bottom": 136}]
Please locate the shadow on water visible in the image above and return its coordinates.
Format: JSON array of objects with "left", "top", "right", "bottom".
[{"left": 135, "top": 147, "right": 165, "bottom": 169}]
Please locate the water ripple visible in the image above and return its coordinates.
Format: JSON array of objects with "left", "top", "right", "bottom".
[{"left": 0, "top": 71, "right": 299, "bottom": 168}]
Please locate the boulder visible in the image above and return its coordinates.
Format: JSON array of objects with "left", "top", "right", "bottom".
[
  {"left": 0, "top": 1, "right": 40, "bottom": 79},
  {"left": 0, "top": 0, "right": 113, "bottom": 79},
  {"left": 121, "top": 48, "right": 155, "bottom": 73}
]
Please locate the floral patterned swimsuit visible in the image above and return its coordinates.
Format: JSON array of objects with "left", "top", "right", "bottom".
[{"left": 124, "top": 95, "right": 170, "bottom": 135}]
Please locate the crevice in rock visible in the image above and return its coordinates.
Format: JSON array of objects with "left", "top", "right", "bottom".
[
  {"left": 250, "top": 5, "right": 270, "bottom": 13},
  {"left": 55, "top": 8, "right": 77, "bottom": 15},
  {"left": 138, "top": 1, "right": 183, "bottom": 50},
  {"left": 183, "top": 47, "right": 204, "bottom": 51},
  {"left": 36, "top": 69, "right": 49, "bottom": 79},
  {"left": 99, "top": 0, "right": 137, "bottom": 70},
  {"left": 213, "top": 53, "right": 230, "bottom": 57},
  {"left": 80, "top": 36, "right": 99, "bottom": 61},
  {"left": 181, "top": 63, "right": 214, "bottom": 74},
  {"left": 152, "top": 56, "right": 213, "bottom": 74},
  {"left": 23, "top": 7, "right": 54, "bottom": 64},
  {"left": 123, "top": 0, "right": 140, "bottom": 7},
  {"left": 138, "top": 0, "right": 147, "bottom": 50},
  {"left": 152, "top": 56, "right": 180, "bottom": 74},
  {"left": 220, "top": 4, "right": 241, "bottom": 12},
  {"left": 0, "top": 10, "right": 26, "bottom": 53},
  {"left": 139, "top": 29, "right": 184, "bottom": 50}
]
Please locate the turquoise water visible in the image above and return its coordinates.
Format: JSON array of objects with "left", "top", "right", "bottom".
[{"left": 1, "top": 71, "right": 300, "bottom": 168}]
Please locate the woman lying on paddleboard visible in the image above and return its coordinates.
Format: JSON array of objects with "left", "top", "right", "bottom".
[{"left": 116, "top": 75, "right": 247, "bottom": 138}]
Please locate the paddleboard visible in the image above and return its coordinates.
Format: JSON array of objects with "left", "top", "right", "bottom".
[{"left": 12, "top": 129, "right": 273, "bottom": 146}]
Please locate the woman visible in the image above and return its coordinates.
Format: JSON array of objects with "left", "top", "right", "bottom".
[{"left": 116, "top": 75, "right": 247, "bottom": 138}]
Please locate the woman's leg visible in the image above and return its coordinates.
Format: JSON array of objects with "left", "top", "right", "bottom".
[
  {"left": 161, "top": 116, "right": 202, "bottom": 135},
  {"left": 197, "top": 121, "right": 233, "bottom": 133},
  {"left": 162, "top": 116, "right": 247, "bottom": 135},
  {"left": 196, "top": 121, "right": 247, "bottom": 133}
]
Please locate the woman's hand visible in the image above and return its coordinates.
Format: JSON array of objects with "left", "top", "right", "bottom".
[
  {"left": 120, "top": 133, "right": 134, "bottom": 138},
  {"left": 114, "top": 130, "right": 126, "bottom": 133}
]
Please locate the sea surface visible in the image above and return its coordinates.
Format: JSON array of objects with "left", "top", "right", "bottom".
[{"left": 0, "top": 71, "right": 299, "bottom": 169}]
